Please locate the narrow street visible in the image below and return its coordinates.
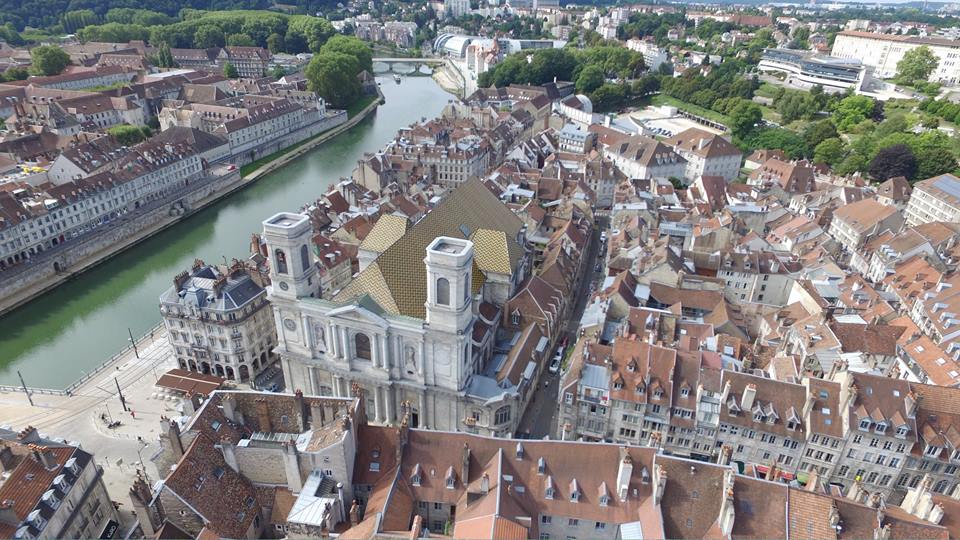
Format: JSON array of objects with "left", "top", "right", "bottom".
[{"left": 517, "top": 215, "right": 608, "bottom": 439}]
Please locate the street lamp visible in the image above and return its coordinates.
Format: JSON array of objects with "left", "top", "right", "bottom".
[{"left": 136, "top": 437, "right": 149, "bottom": 480}]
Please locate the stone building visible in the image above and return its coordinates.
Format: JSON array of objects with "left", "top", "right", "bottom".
[
  {"left": 159, "top": 261, "right": 277, "bottom": 383},
  {"left": 0, "top": 426, "right": 119, "bottom": 540},
  {"left": 264, "top": 179, "right": 537, "bottom": 437}
]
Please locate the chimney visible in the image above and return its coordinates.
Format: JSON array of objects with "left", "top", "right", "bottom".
[
  {"left": 255, "top": 398, "right": 272, "bottom": 432},
  {"left": 720, "top": 380, "right": 732, "bottom": 403},
  {"left": 716, "top": 445, "right": 731, "bottom": 466},
  {"left": 282, "top": 441, "right": 302, "bottom": 492},
  {"left": 719, "top": 468, "right": 736, "bottom": 537},
  {"left": 221, "top": 394, "right": 242, "bottom": 424},
  {"left": 829, "top": 502, "right": 840, "bottom": 528},
  {"left": 461, "top": 443, "right": 471, "bottom": 484},
  {"left": 617, "top": 449, "right": 633, "bottom": 501},
  {"left": 875, "top": 523, "right": 892, "bottom": 540},
  {"left": 0, "top": 447, "right": 13, "bottom": 472},
  {"left": 349, "top": 500, "right": 360, "bottom": 526},
  {"left": 929, "top": 503, "right": 945, "bottom": 525},
  {"left": 805, "top": 468, "right": 820, "bottom": 492},
  {"left": 17, "top": 426, "right": 40, "bottom": 444},
  {"left": 310, "top": 400, "right": 326, "bottom": 430},
  {"left": 220, "top": 436, "right": 239, "bottom": 472},
  {"left": 129, "top": 471, "right": 163, "bottom": 535},
  {"left": 653, "top": 464, "right": 667, "bottom": 506},
  {"left": 162, "top": 417, "right": 184, "bottom": 460},
  {"left": 0, "top": 500, "right": 18, "bottom": 527},
  {"left": 802, "top": 390, "right": 815, "bottom": 419},
  {"left": 480, "top": 473, "right": 490, "bottom": 494},
  {"left": 740, "top": 383, "right": 757, "bottom": 411},
  {"left": 31, "top": 445, "right": 57, "bottom": 470}
]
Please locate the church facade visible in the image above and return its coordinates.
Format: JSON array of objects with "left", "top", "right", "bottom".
[{"left": 263, "top": 180, "right": 534, "bottom": 436}]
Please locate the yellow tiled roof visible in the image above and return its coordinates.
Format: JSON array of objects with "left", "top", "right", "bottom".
[
  {"left": 334, "top": 179, "right": 524, "bottom": 319},
  {"left": 359, "top": 214, "right": 410, "bottom": 253}
]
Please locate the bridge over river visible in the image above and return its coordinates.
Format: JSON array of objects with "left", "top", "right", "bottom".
[{"left": 372, "top": 57, "right": 444, "bottom": 75}]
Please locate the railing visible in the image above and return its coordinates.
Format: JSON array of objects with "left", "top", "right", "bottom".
[{"left": 0, "top": 322, "right": 165, "bottom": 396}]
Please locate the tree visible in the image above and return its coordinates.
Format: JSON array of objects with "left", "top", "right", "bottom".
[
  {"left": 729, "top": 101, "right": 762, "bottom": 139},
  {"left": 869, "top": 144, "right": 917, "bottom": 181},
  {"left": 744, "top": 128, "right": 807, "bottom": 159},
  {"left": 226, "top": 33, "right": 255, "bottom": 47},
  {"left": 154, "top": 43, "right": 176, "bottom": 68},
  {"left": 319, "top": 35, "right": 372, "bottom": 73},
  {"left": 832, "top": 95, "right": 876, "bottom": 132},
  {"left": 1, "top": 66, "right": 28, "bottom": 82},
  {"left": 194, "top": 25, "right": 225, "bottom": 48},
  {"left": 814, "top": 138, "right": 846, "bottom": 166},
  {"left": 267, "top": 32, "right": 285, "bottom": 53},
  {"left": 576, "top": 64, "right": 604, "bottom": 94},
  {"left": 61, "top": 9, "right": 99, "bottom": 33},
  {"left": 896, "top": 45, "right": 938, "bottom": 83},
  {"left": 223, "top": 62, "right": 239, "bottom": 79},
  {"left": 802, "top": 120, "right": 838, "bottom": 152},
  {"left": 271, "top": 65, "right": 286, "bottom": 80},
  {"left": 305, "top": 51, "right": 361, "bottom": 109},
  {"left": 29, "top": 45, "right": 70, "bottom": 76},
  {"left": 107, "top": 124, "right": 149, "bottom": 145},
  {"left": 590, "top": 83, "right": 626, "bottom": 112}
]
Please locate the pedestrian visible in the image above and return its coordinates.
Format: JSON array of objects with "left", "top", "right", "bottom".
[{"left": 130, "top": 410, "right": 136, "bottom": 419}]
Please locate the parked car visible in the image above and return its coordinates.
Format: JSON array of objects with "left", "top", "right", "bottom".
[{"left": 549, "top": 358, "right": 561, "bottom": 374}]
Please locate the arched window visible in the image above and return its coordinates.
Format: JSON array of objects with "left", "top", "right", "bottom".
[
  {"left": 355, "top": 333, "right": 371, "bottom": 360},
  {"left": 495, "top": 406, "right": 511, "bottom": 425},
  {"left": 300, "top": 244, "right": 310, "bottom": 272},
  {"left": 436, "top": 277, "right": 450, "bottom": 305},
  {"left": 274, "top": 249, "right": 288, "bottom": 274}
]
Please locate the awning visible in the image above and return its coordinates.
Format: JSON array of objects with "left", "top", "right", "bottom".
[{"left": 155, "top": 368, "right": 225, "bottom": 396}]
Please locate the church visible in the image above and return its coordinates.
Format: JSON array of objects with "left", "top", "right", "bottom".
[{"left": 263, "top": 179, "right": 539, "bottom": 436}]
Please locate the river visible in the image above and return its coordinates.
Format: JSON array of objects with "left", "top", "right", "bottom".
[{"left": 0, "top": 76, "right": 452, "bottom": 388}]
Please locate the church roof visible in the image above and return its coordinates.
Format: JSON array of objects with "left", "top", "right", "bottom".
[{"left": 334, "top": 179, "right": 524, "bottom": 318}]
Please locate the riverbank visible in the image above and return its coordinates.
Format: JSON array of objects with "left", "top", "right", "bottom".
[{"left": 0, "top": 93, "right": 383, "bottom": 319}]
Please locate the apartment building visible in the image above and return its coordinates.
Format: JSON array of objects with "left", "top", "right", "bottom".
[
  {"left": 137, "top": 387, "right": 948, "bottom": 540},
  {"left": 604, "top": 134, "right": 686, "bottom": 181},
  {"left": 0, "top": 426, "right": 119, "bottom": 540},
  {"left": 905, "top": 174, "right": 960, "bottom": 227},
  {"left": 159, "top": 262, "right": 276, "bottom": 383},
  {"left": 832, "top": 30, "right": 960, "bottom": 84},
  {"left": 663, "top": 128, "right": 743, "bottom": 183},
  {"left": 828, "top": 198, "right": 903, "bottom": 255},
  {"left": 0, "top": 138, "right": 207, "bottom": 268}
]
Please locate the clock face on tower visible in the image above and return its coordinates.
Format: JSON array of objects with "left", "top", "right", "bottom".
[{"left": 279, "top": 281, "right": 289, "bottom": 291}]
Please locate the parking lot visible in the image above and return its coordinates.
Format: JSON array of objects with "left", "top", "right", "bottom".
[{"left": 630, "top": 107, "right": 725, "bottom": 137}]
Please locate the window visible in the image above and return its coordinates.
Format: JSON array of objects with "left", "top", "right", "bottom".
[
  {"left": 274, "top": 249, "right": 288, "bottom": 274},
  {"left": 542, "top": 515, "right": 552, "bottom": 524},
  {"left": 355, "top": 333, "right": 371, "bottom": 360},
  {"left": 495, "top": 406, "right": 511, "bottom": 425},
  {"left": 859, "top": 419, "right": 871, "bottom": 431},
  {"left": 300, "top": 244, "right": 310, "bottom": 272},
  {"left": 436, "top": 277, "right": 450, "bottom": 306},
  {"left": 595, "top": 522, "right": 606, "bottom": 530},
  {"left": 568, "top": 519, "right": 579, "bottom": 527},
  {"left": 540, "top": 534, "right": 550, "bottom": 540}
]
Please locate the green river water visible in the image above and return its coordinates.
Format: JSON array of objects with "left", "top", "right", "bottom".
[{"left": 0, "top": 76, "right": 451, "bottom": 388}]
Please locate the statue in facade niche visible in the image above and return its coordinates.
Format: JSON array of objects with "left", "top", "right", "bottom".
[{"left": 405, "top": 346, "right": 417, "bottom": 375}]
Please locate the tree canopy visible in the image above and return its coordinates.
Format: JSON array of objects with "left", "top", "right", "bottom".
[
  {"left": 29, "top": 45, "right": 70, "bottom": 76},
  {"left": 896, "top": 45, "right": 938, "bottom": 83},
  {"left": 306, "top": 51, "right": 361, "bottom": 109}
]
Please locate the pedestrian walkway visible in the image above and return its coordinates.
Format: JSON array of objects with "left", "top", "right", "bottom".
[{"left": 0, "top": 328, "right": 178, "bottom": 534}]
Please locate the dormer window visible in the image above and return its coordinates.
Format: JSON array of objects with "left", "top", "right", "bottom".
[
  {"left": 754, "top": 412, "right": 765, "bottom": 422},
  {"left": 571, "top": 491, "right": 580, "bottom": 502},
  {"left": 511, "top": 310, "right": 521, "bottom": 326},
  {"left": 537, "top": 457, "right": 545, "bottom": 475},
  {"left": 446, "top": 477, "right": 455, "bottom": 489},
  {"left": 875, "top": 422, "right": 888, "bottom": 435},
  {"left": 600, "top": 494, "right": 609, "bottom": 506},
  {"left": 614, "top": 381, "right": 623, "bottom": 391},
  {"left": 635, "top": 384, "right": 645, "bottom": 395},
  {"left": 859, "top": 419, "right": 872, "bottom": 431},
  {"left": 926, "top": 444, "right": 942, "bottom": 457},
  {"left": 680, "top": 387, "right": 690, "bottom": 398},
  {"left": 545, "top": 486, "right": 555, "bottom": 499},
  {"left": 411, "top": 464, "right": 422, "bottom": 486},
  {"left": 653, "top": 389, "right": 663, "bottom": 399},
  {"left": 787, "top": 420, "right": 798, "bottom": 431}
]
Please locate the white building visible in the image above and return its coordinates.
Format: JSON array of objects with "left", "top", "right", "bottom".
[
  {"left": 159, "top": 262, "right": 277, "bottom": 384},
  {"left": 663, "top": 128, "right": 742, "bottom": 183},
  {"left": 905, "top": 174, "right": 960, "bottom": 227},
  {"left": 604, "top": 134, "right": 686, "bottom": 181},
  {"left": 264, "top": 179, "right": 538, "bottom": 438},
  {"left": 626, "top": 38, "right": 668, "bottom": 71},
  {"left": 831, "top": 31, "right": 960, "bottom": 85}
]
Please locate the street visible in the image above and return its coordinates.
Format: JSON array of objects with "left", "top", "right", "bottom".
[
  {"left": 516, "top": 215, "right": 608, "bottom": 439},
  {"left": 0, "top": 330, "right": 177, "bottom": 535}
]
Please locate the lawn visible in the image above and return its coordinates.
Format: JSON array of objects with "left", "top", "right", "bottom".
[
  {"left": 649, "top": 94, "right": 730, "bottom": 126},
  {"left": 347, "top": 94, "right": 379, "bottom": 119},
  {"left": 754, "top": 82, "right": 783, "bottom": 99}
]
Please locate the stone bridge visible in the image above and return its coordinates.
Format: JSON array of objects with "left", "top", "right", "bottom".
[{"left": 372, "top": 57, "right": 444, "bottom": 74}]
